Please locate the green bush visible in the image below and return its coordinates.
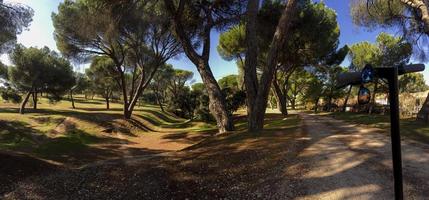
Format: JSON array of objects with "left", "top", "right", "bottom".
[{"left": 1, "top": 88, "right": 22, "bottom": 103}]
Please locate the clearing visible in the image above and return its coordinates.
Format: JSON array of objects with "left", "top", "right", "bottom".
[{"left": 1, "top": 98, "right": 429, "bottom": 199}]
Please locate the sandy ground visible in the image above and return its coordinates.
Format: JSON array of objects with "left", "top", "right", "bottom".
[{"left": 287, "top": 113, "right": 429, "bottom": 199}]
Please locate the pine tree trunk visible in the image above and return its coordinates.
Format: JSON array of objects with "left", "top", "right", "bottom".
[
  {"left": 245, "top": 0, "right": 298, "bottom": 132},
  {"left": 20, "top": 91, "right": 32, "bottom": 114},
  {"left": 244, "top": 0, "right": 260, "bottom": 131},
  {"left": 197, "top": 61, "right": 233, "bottom": 133},
  {"left": 163, "top": 0, "right": 233, "bottom": 133},
  {"left": 272, "top": 79, "right": 288, "bottom": 116}
]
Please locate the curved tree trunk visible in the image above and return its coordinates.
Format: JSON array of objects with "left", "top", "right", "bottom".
[
  {"left": 198, "top": 61, "right": 234, "bottom": 133},
  {"left": 20, "top": 91, "right": 32, "bottom": 114},
  {"left": 163, "top": 0, "right": 233, "bottom": 133}
]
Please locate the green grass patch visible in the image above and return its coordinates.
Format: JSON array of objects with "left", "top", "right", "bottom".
[
  {"left": 264, "top": 115, "right": 300, "bottom": 130},
  {"left": 188, "top": 114, "right": 301, "bottom": 150},
  {"left": 326, "top": 112, "right": 429, "bottom": 144},
  {"left": 35, "top": 129, "right": 103, "bottom": 156}
]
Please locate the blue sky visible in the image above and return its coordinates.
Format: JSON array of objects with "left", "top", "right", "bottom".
[{"left": 1, "top": 0, "right": 428, "bottom": 84}]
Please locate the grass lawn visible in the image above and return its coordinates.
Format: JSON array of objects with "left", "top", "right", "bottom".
[
  {"left": 0, "top": 95, "right": 219, "bottom": 165},
  {"left": 1, "top": 95, "right": 304, "bottom": 198},
  {"left": 0, "top": 95, "right": 300, "bottom": 166},
  {"left": 322, "top": 112, "right": 429, "bottom": 144}
]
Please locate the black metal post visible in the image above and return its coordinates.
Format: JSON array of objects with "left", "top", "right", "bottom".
[{"left": 386, "top": 67, "right": 403, "bottom": 200}]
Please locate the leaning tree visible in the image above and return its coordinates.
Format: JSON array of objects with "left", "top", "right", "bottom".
[
  {"left": 8, "top": 45, "right": 75, "bottom": 114},
  {"left": 53, "top": 0, "right": 181, "bottom": 119},
  {"left": 243, "top": 0, "right": 299, "bottom": 131},
  {"left": 162, "top": 0, "right": 248, "bottom": 133}
]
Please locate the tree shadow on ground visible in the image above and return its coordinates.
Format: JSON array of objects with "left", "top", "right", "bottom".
[
  {"left": 0, "top": 108, "right": 157, "bottom": 136},
  {"left": 6, "top": 113, "right": 427, "bottom": 199},
  {"left": 73, "top": 98, "right": 104, "bottom": 105},
  {"left": 0, "top": 119, "right": 163, "bottom": 166},
  {"left": 283, "top": 114, "right": 428, "bottom": 199}
]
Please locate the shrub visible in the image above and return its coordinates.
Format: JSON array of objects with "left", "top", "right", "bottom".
[{"left": 1, "top": 88, "right": 22, "bottom": 103}]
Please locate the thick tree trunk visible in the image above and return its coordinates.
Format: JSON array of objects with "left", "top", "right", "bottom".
[
  {"left": 272, "top": 79, "right": 288, "bottom": 116},
  {"left": 245, "top": 0, "right": 298, "bottom": 132},
  {"left": 70, "top": 90, "right": 75, "bottom": 109},
  {"left": 163, "top": 0, "right": 233, "bottom": 133},
  {"left": 244, "top": 0, "right": 260, "bottom": 130},
  {"left": 20, "top": 91, "right": 32, "bottom": 114},
  {"left": 197, "top": 61, "right": 234, "bottom": 133},
  {"left": 342, "top": 85, "right": 352, "bottom": 112}
]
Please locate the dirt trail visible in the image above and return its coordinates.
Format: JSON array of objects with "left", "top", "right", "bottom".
[{"left": 288, "top": 113, "right": 429, "bottom": 199}]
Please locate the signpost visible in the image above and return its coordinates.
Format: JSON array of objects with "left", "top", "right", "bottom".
[{"left": 337, "top": 63, "right": 425, "bottom": 200}]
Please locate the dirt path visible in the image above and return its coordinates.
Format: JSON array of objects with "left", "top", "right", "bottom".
[{"left": 288, "top": 113, "right": 429, "bottom": 199}]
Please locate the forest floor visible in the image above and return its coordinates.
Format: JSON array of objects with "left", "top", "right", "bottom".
[{"left": 1, "top": 98, "right": 429, "bottom": 199}]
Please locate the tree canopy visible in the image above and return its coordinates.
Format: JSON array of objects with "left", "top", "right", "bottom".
[
  {"left": 8, "top": 45, "right": 75, "bottom": 113},
  {"left": 350, "top": 0, "right": 429, "bottom": 60},
  {"left": 53, "top": 0, "right": 181, "bottom": 119},
  {"left": 0, "top": 1, "right": 33, "bottom": 53},
  {"left": 86, "top": 56, "right": 117, "bottom": 109},
  {"left": 350, "top": 32, "right": 412, "bottom": 70}
]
